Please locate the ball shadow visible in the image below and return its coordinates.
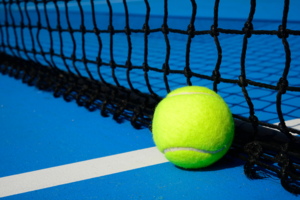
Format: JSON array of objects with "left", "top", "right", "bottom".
[{"left": 174, "top": 153, "right": 245, "bottom": 172}]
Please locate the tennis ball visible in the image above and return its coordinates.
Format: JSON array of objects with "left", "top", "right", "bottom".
[{"left": 152, "top": 86, "right": 234, "bottom": 169}]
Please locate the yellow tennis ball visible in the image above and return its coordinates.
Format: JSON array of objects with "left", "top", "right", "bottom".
[{"left": 152, "top": 86, "right": 234, "bottom": 169}]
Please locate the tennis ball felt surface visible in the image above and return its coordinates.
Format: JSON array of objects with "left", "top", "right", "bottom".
[{"left": 152, "top": 86, "right": 234, "bottom": 169}]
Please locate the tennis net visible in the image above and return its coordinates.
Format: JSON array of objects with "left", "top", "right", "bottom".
[{"left": 1, "top": 0, "right": 300, "bottom": 194}]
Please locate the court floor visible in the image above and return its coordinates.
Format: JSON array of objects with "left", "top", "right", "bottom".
[
  {"left": 1, "top": 0, "right": 300, "bottom": 199},
  {"left": 1, "top": 74, "right": 299, "bottom": 200}
]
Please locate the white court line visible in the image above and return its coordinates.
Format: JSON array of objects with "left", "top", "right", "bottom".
[
  {"left": 0, "top": 119, "right": 299, "bottom": 198},
  {"left": 274, "top": 118, "right": 300, "bottom": 136},
  {"left": 0, "top": 147, "right": 168, "bottom": 198},
  {"left": 281, "top": 118, "right": 300, "bottom": 131}
]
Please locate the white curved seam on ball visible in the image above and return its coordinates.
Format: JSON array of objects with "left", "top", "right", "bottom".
[
  {"left": 168, "top": 92, "right": 220, "bottom": 98},
  {"left": 163, "top": 146, "right": 227, "bottom": 154}
]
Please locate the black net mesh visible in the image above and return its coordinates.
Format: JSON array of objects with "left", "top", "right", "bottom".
[{"left": 1, "top": 0, "right": 300, "bottom": 194}]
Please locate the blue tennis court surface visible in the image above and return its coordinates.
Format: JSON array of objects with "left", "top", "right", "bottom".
[
  {"left": 1, "top": 0, "right": 300, "bottom": 199},
  {"left": 1, "top": 74, "right": 299, "bottom": 199}
]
